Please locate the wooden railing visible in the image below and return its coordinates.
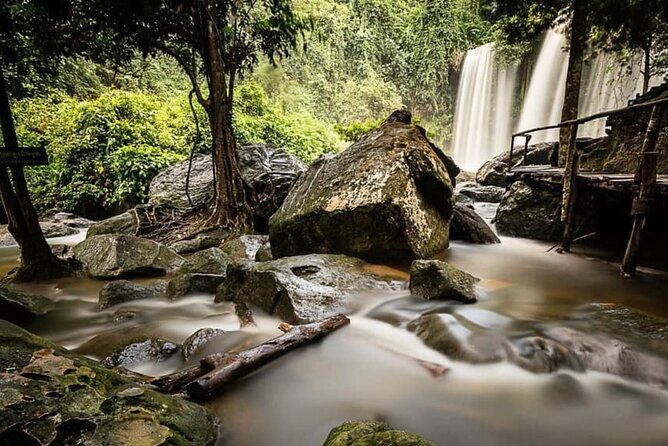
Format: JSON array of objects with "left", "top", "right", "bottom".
[{"left": 509, "top": 95, "right": 668, "bottom": 276}]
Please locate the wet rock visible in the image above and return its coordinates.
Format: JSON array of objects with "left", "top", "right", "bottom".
[
  {"left": 75, "top": 329, "right": 179, "bottom": 368},
  {"left": 168, "top": 228, "right": 229, "bottom": 254},
  {"left": 407, "top": 314, "right": 507, "bottom": 363},
  {"left": 182, "top": 328, "right": 226, "bottom": 360},
  {"left": 493, "top": 181, "right": 563, "bottom": 240},
  {"left": 456, "top": 170, "right": 477, "bottom": 183},
  {"left": 458, "top": 184, "right": 505, "bottom": 203},
  {"left": 269, "top": 110, "right": 455, "bottom": 263},
  {"left": 53, "top": 212, "right": 93, "bottom": 228},
  {"left": 543, "top": 326, "right": 668, "bottom": 387},
  {"left": 111, "top": 309, "right": 139, "bottom": 323},
  {"left": 574, "top": 303, "right": 668, "bottom": 353},
  {"left": 0, "top": 319, "right": 218, "bottom": 446},
  {"left": 87, "top": 209, "right": 138, "bottom": 237},
  {"left": 476, "top": 142, "right": 556, "bottom": 187},
  {"left": 50, "top": 244, "right": 74, "bottom": 260},
  {"left": 98, "top": 280, "right": 167, "bottom": 310},
  {"left": 450, "top": 203, "right": 500, "bottom": 244},
  {"left": 0, "top": 222, "right": 77, "bottom": 247},
  {"left": 0, "top": 287, "right": 53, "bottom": 324},
  {"left": 73, "top": 235, "right": 184, "bottom": 279},
  {"left": 323, "top": 421, "right": 435, "bottom": 446},
  {"left": 147, "top": 144, "right": 305, "bottom": 230},
  {"left": 167, "top": 273, "right": 226, "bottom": 299},
  {"left": 508, "top": 334, "right": 582, "bottom": 374},
  {"left": 455, "top": 192, "right": 474, "bottom": 205},
  {"left": 409, "top": 260, "right": 479, "bottom": 303},
  {"left": 180, "top": 247, "right": 231, "bottom": 275},
  {"left": 221, "top": 235, "right": 270, "bottom": 261},
  {"left": 216, "top": 254, "right": 398, "bottom": 324}
]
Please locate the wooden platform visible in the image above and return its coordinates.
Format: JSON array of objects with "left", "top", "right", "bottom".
[{"left": 508, "top": 165, "right": 668, "bottom": 196}]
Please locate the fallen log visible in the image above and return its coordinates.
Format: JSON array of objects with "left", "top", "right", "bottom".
[{"left": 151, "top": 314, "right": 350, "bottom": 396}]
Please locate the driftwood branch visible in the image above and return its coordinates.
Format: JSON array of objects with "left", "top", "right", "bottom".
[{"left": 151, "top": 314, "right": 350, "bottom": 397}]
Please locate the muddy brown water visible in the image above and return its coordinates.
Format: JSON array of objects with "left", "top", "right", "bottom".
[{"left": 4, "top": 208, "right": 668, "bottom": 446}]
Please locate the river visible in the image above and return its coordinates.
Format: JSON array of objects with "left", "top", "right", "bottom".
[{"left": 4, "top": 205, "right": 668, "bottom": 446}]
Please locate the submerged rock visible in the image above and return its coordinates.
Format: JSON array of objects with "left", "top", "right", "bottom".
[
  {"left": 323, "top": 421, "right": 435, "bottom": 446},
  {"left": 98, "top": 280, "right": 167, "bottom": 310},
  {"left": 74, "top": 235, "right": 184, "bottom": 279},
  {"left": 450, "top": 203, "right": 500, "bottom": 244},
  {"left": 409, "top": 260, "right": 479, "bottom": 303},
  {"left": 269, "top": 110, "right": 456, "bottom": 263},
  {"left": 217, "top": 254, "right": 398, "bottom": 324},
  {"left": 87, "top": 209, "right": 139, "bottom": 238},
  {"left": 0, "top": 287, "right": 53, "bottom": 323},
  {"left": 182, "top": 328, "right": 226, "bottom": 360},
  {"left": 75, "top": 329, "right": 179, "bottom": 368},
  {"left": 0, "top": 320, "right": 218, "bottom": 445},
  {"left": 493, "top": 181, "right": 563, "bottom": 240}
]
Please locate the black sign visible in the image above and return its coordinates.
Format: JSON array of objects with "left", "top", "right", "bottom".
[{"left": 0, "top": 147, "right": 49, "bottom": 166}]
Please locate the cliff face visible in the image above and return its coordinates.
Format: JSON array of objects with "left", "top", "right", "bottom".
[{"left": 581, "top": 82, "right": 668, "bottom": 173}]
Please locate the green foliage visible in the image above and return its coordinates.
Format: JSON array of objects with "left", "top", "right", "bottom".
[
  {"left": 15, "top": 91, "right": 191, "bottom": 215},
  {"left": 233, "top": 82, "right": 343, "bottom": 162},
  {"left": 334, "top": 118, "right": 382, "bottom": 142}
]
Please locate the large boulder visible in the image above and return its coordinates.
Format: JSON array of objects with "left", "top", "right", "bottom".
[
  {"left": 0, "top": 320, "right": 218, "bottom": 445},
  {"left": 323, "top": 421, "right": 435, "bottom": 446},
  {"left": 409, "top": 260, "right": 479, "bottom": 303},
  {"left": 450, "top": 203, "right": 500, "bottom": 244},
  {"left": 269, "top": 111, "right": 456, "bottom": 262},
  {"left": 221, "top": 235, "right": 271, "bottom": 261},
  {"left": 216, "top": 254, "right": 399, "bottom": 324},
  {"left": 0, "top": 287, "right": 53, "bottom": 323},
  {"left": 493, "top": 181, "right": 563, "bottom": 240},
  {"left": 74, "top": 235, "right": 184, "bottom": 279},
  {"left": 147, "top": 144, "right": 305, "bottom": 230}
]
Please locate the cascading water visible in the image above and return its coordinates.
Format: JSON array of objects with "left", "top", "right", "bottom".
[
  {"left": 515, "top": 30, "right": 569, "bottom": 143},
  {"left": 451, "top": 44, "right": 518, "bottom": 171}
]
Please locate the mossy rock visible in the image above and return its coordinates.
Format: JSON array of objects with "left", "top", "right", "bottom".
[
  {"left": 0, "top": 319, "right": 218, "bottom": 445},
  {"left": 409, "top": 260, "right": 479, "bottom": 303},
  {"left": 0, "top": 287, "right": 53, "bottom": 324},
  {"left": 323, "top": 421, "right": 435, "bottom": 446}
]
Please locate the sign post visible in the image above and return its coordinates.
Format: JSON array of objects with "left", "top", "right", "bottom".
[{"left": 0, "top": 146, "right": 49, "bottom": 166}]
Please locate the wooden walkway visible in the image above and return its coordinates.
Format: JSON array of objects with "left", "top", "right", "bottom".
[{"left": 508, "top": 165, "right": 668, "bottom": 196}]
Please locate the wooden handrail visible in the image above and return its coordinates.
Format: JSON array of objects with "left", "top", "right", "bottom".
[{"left": 512, "top": 95, "right": 668, "bottom": 138}]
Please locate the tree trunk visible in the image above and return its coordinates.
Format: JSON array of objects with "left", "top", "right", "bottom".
[
  {"left": 558, "top": 0, "right": 588, "bottom": 166},
  {"left": 203, "top": 6, "right": 252, "bottom": 232},
  {"left": 0, "top": 66, "right": 68, "bottom": 282}
]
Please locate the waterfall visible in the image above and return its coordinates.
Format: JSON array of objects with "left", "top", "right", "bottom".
[
  {"left": 515, "top": 30, "right": 568, "bottom": 143},
  {"left": 451, "top": 44, "right": 518, "bottom": 171}
]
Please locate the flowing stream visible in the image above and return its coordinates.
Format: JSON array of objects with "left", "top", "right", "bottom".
[{"left": 4, "top": 216, "right": 668, "bottom": 446}]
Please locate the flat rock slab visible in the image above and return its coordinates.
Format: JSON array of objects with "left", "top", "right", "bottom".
[
  {"left": 74, "top": 235, "right": 184, "bottom": 279},
  {"left": 269, "top": 110, "right": 455, "bottom": 263},
  {"left": 0, "top": 222, "right": 78, "bottom": 247},
  {"left": 217, "top": 254, "right": 400, "bottom": 324},
  {"left": 0, "top": 320, "right": 217, "bottom": 446}
]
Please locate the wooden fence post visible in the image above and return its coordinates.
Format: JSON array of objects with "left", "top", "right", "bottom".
[{"left": 621, "top": 105, "right": 666, "bottom": 276}]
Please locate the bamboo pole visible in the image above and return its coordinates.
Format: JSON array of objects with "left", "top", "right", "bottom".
[{"left": 621, "top": 105, "right": 666, "bottom": 276}]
